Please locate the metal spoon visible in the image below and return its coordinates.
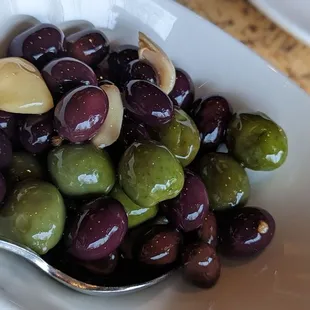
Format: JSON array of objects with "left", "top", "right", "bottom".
[{"left": 0, "top": 237, "right": 174, "bottom": 296}]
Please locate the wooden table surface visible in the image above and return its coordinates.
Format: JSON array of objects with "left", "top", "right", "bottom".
[{"left": 178, "top": 0, "right": 310, "bottom": 93}]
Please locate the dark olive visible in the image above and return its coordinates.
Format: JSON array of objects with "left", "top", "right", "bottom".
[
  {"left": 0, "top": 111, "right": 16, "bottom": 139},
  {"left": 0, "top": 130, "right": 12, "bottom": 170},
  {"left": 217, "top": 207, "right": 276, "bottom": 258},
  {"left": 124, "top": 80, "right": 174, "bottom": 127},
  {"left": 182, "top": 242, "right": 221, "bottom": 288},
  {"left": 8, "top": 23, "right": 64, "bottom": 69},
  {"left": 0, "top": 173, "right": 6, "bottom": 203},
  {"left": 190, "top": 96, "right": 232, "bottom": 151},
  {"left": 197, "top": 212, "right": 218, "bottom": 248},
  {"left": 65, "top": 29, "right": 110, "bottom": 67},
  {"left": 67, "top": 197, "right": 128, "bottom": 261},
  {"left": 136, "top": 225, "right": 182, "bottom": 266},
  {"left": 42, "top": 57, "right": 98, "bottom": 101},
  {"left": 161, "top": 170, "right": 209, "bottom": 232},
  {"left": 54, "top": 85, "right": 109, "bottom": 143},
  {"left": 169, "top": 68, "right": 194, "bottom": 111}
]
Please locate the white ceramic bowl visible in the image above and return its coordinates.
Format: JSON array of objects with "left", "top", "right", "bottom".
[{"left": 0, "top": 0, "right": 310, "bottom": 309}]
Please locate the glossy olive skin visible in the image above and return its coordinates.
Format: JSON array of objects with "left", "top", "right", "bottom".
[
  {"left": 19, "top": 113, "right": 53, "bottom": 154},
  {"left": 191, "top": 96, "right": 232, "bottom": 151},
  {"left": 48, "top": 144, "right": 115, "bottom": 197},
  {"left": 42, "top": 57, "right": 98, "bottom": 100},
  {"left": 227, "top": 113, "right": 288, "bottom": 171},
  {"left": 169, "top": 68, "right": 194, "bottom": 111},
  {"left": 67, "top": 197, "right": 128, "bottom": 261},
  {"left": 218, "top": 207, "right": 276, "bottom": 258},
  {"left": 198, "top": 212, "right": 218, "bottom": 248},
  {"left": 65, "top": 29, "right": 110, "bottom": 67},
  {"left": 77, "top": 250, "right": 119, "bottom": 275},
  {"left": 0, "top": 173, "right": 6, "bottom": 203},
  {"left": 157, "top": 108, "right": 200, "bottom": 167},
  {"left": 111, "top": 184, "right": 158, "bottom": 228},
  {"left": 0, "top": 180, "right": 65, "bottom": 255},
  {"left": 7, "top": 152, "right": 43, "bottom": 185},
  {"left": 0, "top": 130, "right": 12, "bottom": 169},
  {"left": 0, "top": 111, "right": 16, "bottom": 139},
  {"left": 136, "top": 225, "right": 182, "bottom": 265},
  {"left": 124, "top": 80, "right": 174, "bottom": 127},
  {"left": 199, "top": 153, "right": 250, "bottom": 211},
  {"left": 119, "top": 141, "right": 184, "bottom": 207},
  {"left": 121, "top": 60, "right": 158, "bottom": 89},
  {"left": 8, "top": 23, "right": 64, "bottom": 69},
  {"left": 161, "top": 170, "right": 209, "bottom": 232},
  {"left": 54, "top": 85, "right": 108, "bottom": 143},
  {"left": 182, "top": 242, "right": 221, "bottom": 288}
]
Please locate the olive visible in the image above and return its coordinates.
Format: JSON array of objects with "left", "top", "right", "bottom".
[
  {"left": 124, "top": 80, "right": 174, "bottom": 127},
  {"left": 8, "top": 23, "right": 64, "bottom": 69},
  {"left": 118, "top": 141, "right": 184, "bottom": 207},
  {"left": 0, "top": 180, "right": 66, "bottom": 255},
  {"left": 199, "top": 153, "right": 250, "bottom": 211},
  {"left": 0, "top": 173, "right": 6, "bottom": 203},
  {"left": 156, "top": 108, "right": 200, "bottom": 167},
  {"left": 111, "top": 184, "right": 158, "bottom": 229},
  {"left": 161, "top": 170, "right": 208, "bottom": 232},
  {"left": 197, "top": 212, "right": 218, "bottom": 248},
  {"left": 77, "top": 250, "right": 119, "bottom": 275},
  {"left": 19, "top": 113, "right": 53, "bottom": 154},
  {"left": 0, "top": 111, "right": 16, "bottom": 139},
  {"left": 67, "top": 197, "right": 128, "bottom": 261},
  {"left": 0, "top": 130, "right": 12, "bottom": 170},
  {"left": 6, "top": 152, "right": 43, "bottom": 185},
  {"left": 54, "top": 85, "right": 109, "bottom": 143},
  {"left": 227, "top": 113, "right": 288, "bottom": 171},
  {"left": 42, "top": 57, "right": 98, "bottom": 101},
  {"left": 136, "top": 225, "right": 182, "bottom": 266},
  {"left": 48, "top": 144, "right": 115, "bottom": 197},
  {"left": 169, "top": 68, "right": 194, "bottom": 111},
  {"left": 182, "top": 242, "right": 221, "bottom": 288},
  {"left": 217, "top": 207, "right": 276, "bottom": 258},
  {"left": 65, "top": 29, "right": 110, "bottom": 67},
  {"left": 190, "top": 96, "right": 232, "bottom": 151}
]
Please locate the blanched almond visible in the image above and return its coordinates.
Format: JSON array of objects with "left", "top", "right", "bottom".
[{"left": 0, "top": 57, "right": 53, "bottom": 114}]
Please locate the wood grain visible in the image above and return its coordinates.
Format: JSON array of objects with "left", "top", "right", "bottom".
[{"left": 178, "top": 0, "right": 310, "bottom": 93}]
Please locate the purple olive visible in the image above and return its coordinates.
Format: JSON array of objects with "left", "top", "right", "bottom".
[
  {"left": 161, "top": 170, "right": 209, "bottom": 232},
  {"left": 0, "top": 173, "right": 6, "bottom": 202},
  {"left": 124, "top": 80, "right": 174, "bottom": 127},
  {"left": 121, "top": 60, "right": 158, "bottom": 89},
  {"left": 67, "top": 197, "right": 128, "bottom": 261},
  {"left": 0, "top": 111, "right": 16, "bottom": 139},
  {"left": 8, "top": 23, "right": 64, "bottom": 69},
  {"left": 136, "top": 225, "right": 182, "bottom": 266},
  {"left": 197, "top": 212, "right": 218, "bottom": 247},
  {"left": 77, "top": 250, "right": 119, "bottom": 275},
  {"left": 190, "top": 96, "right": 232, "bottom": 151},
  {"left": 0, "top": 130, "right": 12, "bottom": 170},
  {"left": 218, "top": 207, "right": 276, "bottom": 258},
  {"left": 42, "top": 57, "right": 98, "bottom": 100},
  {"left": 54, "top": 85, "right": 109, "bottom": 143},
  {"left": 19, "top": 113, "right": 53, "bottom": 154},
  {"left": 182, "top": 242, "right": 221, "bottom": 288},
  {"left": 65, "top": 29, "right": 110, "bottom": 67},
  {"left": 169, "top": 68, "right": 194, "bottom": 110}
]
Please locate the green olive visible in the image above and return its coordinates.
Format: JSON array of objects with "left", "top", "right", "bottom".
[
  {"left": 0, "top": 180, "right": 65, "bottom": 255},
  {"left": 118, "top": 141, "right": 184, "bottom": 207},
  {"left": 48, "top": 144, "right": 115, "bottom": 197},
  {"left": 227, "top": 113, "right": 288, "bottom": 171},
  {"left": 200, "top": 152, "right": 250, "bottom": 211},
  {"left": 111, "top": 184, "right": 158, "bottom": 228},
  {"left": 157, "top": 108, "right": 200, "bottom": 167}
]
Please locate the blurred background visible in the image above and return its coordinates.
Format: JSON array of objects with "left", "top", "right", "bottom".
[{"left": 178, "top": 0, "right": 310, "bottom": 93}]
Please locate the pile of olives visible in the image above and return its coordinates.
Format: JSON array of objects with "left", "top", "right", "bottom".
[{"left": 0, "top": 22, "right": 288, "bottom": 289}]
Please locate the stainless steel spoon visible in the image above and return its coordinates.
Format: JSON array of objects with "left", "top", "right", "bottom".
[{"left": 0, "top": 237, "right": 174, "bottom": 296}]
